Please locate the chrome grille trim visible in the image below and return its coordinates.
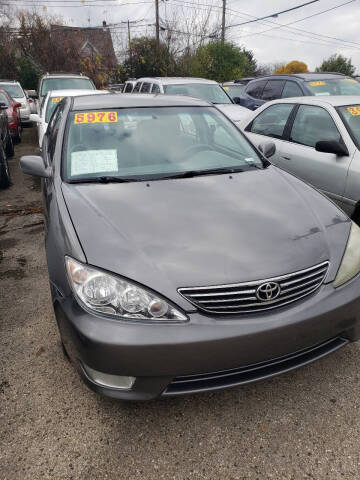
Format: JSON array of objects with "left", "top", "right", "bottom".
[{"left": 178, "top": 261, "right": 329, "bottom": 314}]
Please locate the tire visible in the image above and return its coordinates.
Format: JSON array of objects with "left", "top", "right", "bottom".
[
  {"left": 0, "top": 147, "right": 10, "bottom": 189},
  {"left": 14, "top": 126, "right": 21, "bottom": 144},
  {"left": 5, "top": 131, "right": 14, "bottom": 158}
]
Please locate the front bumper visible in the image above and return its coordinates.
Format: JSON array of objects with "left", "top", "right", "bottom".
[
  {"left": 19, "top": 107, "right": 31, "bottom": 123},
  {"left": 53, "top": 276, "right": 360, "bottom": 400}
]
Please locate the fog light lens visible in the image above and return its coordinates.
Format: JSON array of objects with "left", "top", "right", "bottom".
[{"left": 83, "top": 363, "right": 135, "bottom": 390}]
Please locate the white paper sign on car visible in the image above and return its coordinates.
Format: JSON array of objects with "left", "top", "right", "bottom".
[{"left": 71, "top": 150, "right": 118, "bottom": 176}]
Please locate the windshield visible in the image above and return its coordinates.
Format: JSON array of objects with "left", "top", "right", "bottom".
[
  {"left": 338, "top": 104, "right": 360, "bottom": 149},
  {"left": 164, "top": 84, "right": 232, "bottom": 104},
  {"left": 0, "top": 84, "right": 24, "bottom": 98},
  {"left": 45, "top": 96, "right": 64, "bottom": 122},
  {"left": 41, "top": 78, "right": 95, "bottom": 96},
  {"left": 222, "top": 84, "right": 245, "bottom": 99},
  {"left": 64, "top": 106, "right": 262, "bottom": 181},
  {"left": 306, "top": 78, "right": 360, "bottom": 96}
]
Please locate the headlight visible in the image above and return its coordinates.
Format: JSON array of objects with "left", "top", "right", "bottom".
[
  {"left": 333, "top": 221, "right": 360, "bottom": 288},
  {"left": 65, "top": 257, "right": 187, "bottom": 322}
]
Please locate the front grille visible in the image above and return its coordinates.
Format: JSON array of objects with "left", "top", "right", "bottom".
[
  {"left": 163, "top": 336, "right": 348, "bottom": 395},
  {"left": 178, "top": 261, "right": 329, "bottom": 314}
]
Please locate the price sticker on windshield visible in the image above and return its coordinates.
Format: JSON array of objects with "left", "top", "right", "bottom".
[
  {"left": 310, "top": 81, "right": 326, "bottom": 86},
  {"left": 347, "top": 106, "right": 360, "bottom": 116},
  {"left": 51, "top": 97, "right": 63, "bottom": 103},
  {"left": 344, "top": 78, "right": 357, "bottom": 83},
  {"left": 74, "top": 111, "right": 118, "bottom": 124}
]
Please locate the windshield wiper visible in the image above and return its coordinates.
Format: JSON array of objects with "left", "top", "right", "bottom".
[
  {"left": 159, "top": 167, "right": 244, "bottom": 180},
  {"left": 68, "top": 176, "right": 141, "bottom": 184}
]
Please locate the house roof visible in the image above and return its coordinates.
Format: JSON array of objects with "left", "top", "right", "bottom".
[{"left": 50, "top": 25, "right": 117, "bottom": 68}]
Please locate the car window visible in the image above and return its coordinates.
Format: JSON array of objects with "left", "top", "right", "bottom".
[
  {"left": 141, "top": 82, "right": 151, "bottom": 93},
  {"left": 222, "top": 85, "right": 245, "bottom": 99},
  {"left": 249, "top": 103, "right": 294, "bottom": 139},
  {"left": 245, "top": 80, "right": 267, "bottom": 99},
  {"left": 0, "top": 84, "right": 24, "bottom": 98},
  {"left": 133, "top": 82, "right": 141, "bottom": 93},
  {"left": 64, "top": 106, "right": 264, "bottom": 181},
  {"left": 47, "top": 103, "right": 64, "bottom": 162},
  {"left": 305, "top": 78, "right": 360, "bottom": 96},
  {"left": 45, "top": 96, "right": 64, "bottom": 123},
  {"left": 124, "top": 83, "right": 133, "bottom": 93},
  {"left": 151, "top": 83, "right": 160, "bottom": 93},
  {"left": 282, "top": 81, "right": 303, "bottom": 98},
  {"left": 262, "top": 80, "right": 285, "bottom": 101},
  {"left": 338, "top": 104, "right": 360, "bottom": 149},
  {"left": 164, "top": 84, "right": 232, "bottom": 104},
  {"left": 290, "top": 105, "right": 341, "bottom": 148},
  {"left": 40, "top": 78, "right": 94, "bottom": 96}
]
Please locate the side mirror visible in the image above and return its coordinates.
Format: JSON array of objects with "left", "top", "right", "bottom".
[
  {"left": 20, "top": 155, "right": 50, "bottom": 178},
  {"left": 258, "top": 141, "right": 276, "bottom": 158},
  {"left": 30, "top": 113, "right": 41, "bottom": 123},
  {"left": 315, "top": 140, "right": 349, "bottom": 156},
  {"left": 233, "top": 97, "right": 241, "bottom": 104},
  {"left": 0, "top": 102, "right": 7, "bottom": 110}
]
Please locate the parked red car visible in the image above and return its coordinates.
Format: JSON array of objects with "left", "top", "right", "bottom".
[{"left": 0, "top": 89, "right": 21, "bottom": 143}]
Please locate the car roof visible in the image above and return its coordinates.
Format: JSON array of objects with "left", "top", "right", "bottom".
[
  {"left": 222, "top": 82, "right": 244, "bottom": 86},
  {"left": 263, "top": 95, "right": 360, "bottom": 108},
  {"left": 72, "top": 93, "right": 211, "bottom": 110},
  {"left": 249, "top": 73, "right": 349, "bottom": 82},
  {"left": 46, "top": 89, "right": 105, "bottom": 97},
  {"left": 42, "top": 73, "right": 89, "bottom": 79},
  {"left": 136, "top": 77, "right": 218, "bottom": 85}
]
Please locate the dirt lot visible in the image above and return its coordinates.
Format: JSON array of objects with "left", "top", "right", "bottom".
[{"left": 1, "top": 127, "right": 360, "bottom": 479}]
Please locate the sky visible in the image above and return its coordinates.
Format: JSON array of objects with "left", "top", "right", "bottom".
[{"left": 7, "top": 0, "right": 360, "bottom": 71}]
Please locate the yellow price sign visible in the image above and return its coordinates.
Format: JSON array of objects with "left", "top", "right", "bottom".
[
  {"left": 74, "top": 111, "right": 118, "bottom": 124},
  {"left": 310, "top": 81, "right": 326, "bottom": 86},
  {"left": 347, "top": 106, "right": 360, "bottom": 116},
  {"left": 51, "top": 97, "right": 63, "bottom": 103},
  {"left": 344, "top": 78, "right": 357, "bottom": 83}
]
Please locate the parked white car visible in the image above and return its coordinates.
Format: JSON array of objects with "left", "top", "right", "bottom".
[
  {"left": 240, "top": 95, "right": 360, "bottom": 221},
  {"left": 0, "top": 80, "right": 31, "bottom": 125},
  {"left": 30, "top": 89, "right": 108, "bottom": 148},
  {"left": 131, "top": 77, "right": 250, "bottom": 124}
]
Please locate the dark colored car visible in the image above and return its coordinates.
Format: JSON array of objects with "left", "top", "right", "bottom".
[
  {"left": 0, "top": 88, "right": 22, "bottom": 143},
  {"left": 0, "top": 100, "right": 12, "bottom": 188},
  {"left": 234, "top": 77, "right": 255, "bottom": 85},
  {"left": 240, "top": 72, "right": 360, "bottom": 110},
  {"left": 20, "top": 93, "right": 360, "bottom": 401}
]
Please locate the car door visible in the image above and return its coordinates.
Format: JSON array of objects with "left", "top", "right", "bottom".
[
  {"left": 243, "top": 80, "right": 267, "bottom": 110},
  {"left": 244, "top": 103, "right": 296, "bottom": 165},
  {"left": 276, "top": 104, "right": 354, "bottom": 207},
  {"left": 261, "top": 80, "right": 285, "bottom": 102}
]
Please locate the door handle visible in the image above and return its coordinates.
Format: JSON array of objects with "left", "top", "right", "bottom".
[{"left": 281, "top": 156, "right": 291, "bottom": 161}]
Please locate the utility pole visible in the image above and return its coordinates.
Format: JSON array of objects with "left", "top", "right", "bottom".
[
  {"left": 155, "top": 0, "right": 160, "bottom": 49},
  {"left": 127, "top": 20, "right": 132, "bottom": 76},
  {"left": 221, "top": 0, "right": 226, "bottom": 43}
]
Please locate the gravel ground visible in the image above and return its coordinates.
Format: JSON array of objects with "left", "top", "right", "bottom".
[{"left": 1, "top": 127, "right": 360, "bottom": 480}]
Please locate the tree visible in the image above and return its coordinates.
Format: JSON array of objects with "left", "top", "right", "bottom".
[
  {"left": 316, "top": 54, "right": 355, "bottom": 76},
  {"left": 189, "top": 41, "right": 256, "bottom": 82},
  {"left": 274, "top": 60, "right": 309, "bottom": 74},
  {"left": 123, "top": 37, "right": 176, "bottom": 78}
]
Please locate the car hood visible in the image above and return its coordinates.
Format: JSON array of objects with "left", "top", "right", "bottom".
[
  {"left": 216, "top": 103, "right": 252, "bottom": 122},
  {"left": 62, "top": 167, "right": 350, "bottom": 309}
]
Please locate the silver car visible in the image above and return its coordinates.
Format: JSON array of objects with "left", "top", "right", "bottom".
[{"left": 241, "top": 96, "right": 360, "bottom": 222}]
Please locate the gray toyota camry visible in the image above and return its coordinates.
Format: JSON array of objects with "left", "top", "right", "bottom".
[{"left": 20, "top": 93, "right": 360, "bottom": 400}]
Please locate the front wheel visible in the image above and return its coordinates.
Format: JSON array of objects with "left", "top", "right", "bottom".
[{"left": 0, "top": 148, "right": 11, "bottom": 189}]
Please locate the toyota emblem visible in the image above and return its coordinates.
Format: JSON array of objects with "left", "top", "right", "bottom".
[{"left": 256, "top": 282, "right": 281, "bottom": 302}]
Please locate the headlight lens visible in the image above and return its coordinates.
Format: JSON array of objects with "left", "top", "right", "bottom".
[
  {"left": 333, "top": 222, "right": 360, "bottom": 288},
  {"left": 65, "top": 257, "right": 187, "bottom": 321}
]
